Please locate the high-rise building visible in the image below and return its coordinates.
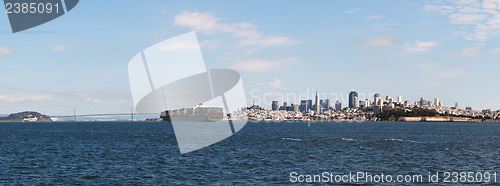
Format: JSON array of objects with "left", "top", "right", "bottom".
[
  {"left": 374, "top": 93, "right": 380, "bottom": 103},
  {"left": 306, "top": 99, "right": 313, "bottom": 111},
  {"left": 455, "top": 102, "right": 459, "bottom": 109},
  {"left": 364, "top": 99, "right": 371, "bottom": 108},
  {"left": 314, "top": 90, "right": 320, "bottom": 113},
  {"left": 292, "top": 103, "right": 299, "bottom": 112},
  {"left": 324, "top": 99, "right": 331, "bottom": 111},
  {"left": 335, "top": 100, "right": 342, "bottom": 111},
  {"left": 283, "top": 101, "right": 288, "bottom": 108},
  {"left": 349, "top": 91, "right": 358, "bottom": 108},
  {"left": 397, "top": 95, "right": 402, "bottom": 103},
  {"left": 272, "top": 101, "right": 279, "bottom": 111},
  {"left": 434, "top": 98, "right": 440, "bottom": 106},
  {"left": 300, "top": 100, "right": 309, "bottom": 113}
]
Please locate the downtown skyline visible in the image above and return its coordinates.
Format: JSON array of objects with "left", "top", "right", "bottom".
[{"left": 1, "top": 0, "right": 500, "bottom": 115}]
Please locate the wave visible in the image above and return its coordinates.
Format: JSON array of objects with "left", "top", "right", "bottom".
[
  {"left": 323, "top": 137, "right": 358, "bottom": 141},
  {"left": 282, "top": 137, "right": 302, "bottom": 141},
  {"left": 384, "top": 138, "right": 426, "bottom": 143}
]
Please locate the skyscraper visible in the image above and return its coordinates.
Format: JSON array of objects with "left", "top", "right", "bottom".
[
  {"left": 314, "top": 90, "right": 320, "bottom": 113},
  {"left": 397, "top": 95, "right": 402, "bottom": 103},
  {"left": 349, "top": 91, "right": 358, "bottom": 108},
  {"left": 300, "top": 100, "right": 309, "bottom": 113},
  {"left": 335, "top": 100, "right": 342, "bottom": 111},
  {"left": 374, "top": 93, "right": 380, "bottom": 103},
  {"left": 324, "top": 99, "right": 331, "bottom": 111},
  {"left": 434, "top": 98, "right": 440, "bottom": 106},
  {"left": 272, "top": 101, "right": 279, "bottom": 111},
  {"left": 306, "top": 99, "right": 313, "bottom": 111}
]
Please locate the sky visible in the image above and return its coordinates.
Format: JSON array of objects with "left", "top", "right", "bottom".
[{"left": 1, "top": 0, "right": 500, "bottom": 115}]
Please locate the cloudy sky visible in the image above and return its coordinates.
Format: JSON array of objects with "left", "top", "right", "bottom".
[{"left": 1, "top": 0, "right": 500, "bottom": 115}]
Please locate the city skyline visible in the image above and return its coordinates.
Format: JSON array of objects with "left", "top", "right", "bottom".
[
  {"left": 258, "top": 89, "right": 485, "bottom": 112},
  {"left": 1, "top": 0, "right": 500, "bottom": 115}
]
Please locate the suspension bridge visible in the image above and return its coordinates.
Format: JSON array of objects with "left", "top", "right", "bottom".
[{"left": 48, "top": 108, "right": 160, "bottom": 121}]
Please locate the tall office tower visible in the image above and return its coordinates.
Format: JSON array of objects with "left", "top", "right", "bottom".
[
  {"left": 359, "top": 100, "right": 364, "bottom": 108},
  {"left": 283, "top": 101, "right": 288, "bottom": 108},
  {"left": 439, "top": 100, "right": 443, "bottom": 107},
  {"left": 292, "top": 103, "right": 299, "bottom": 112},
  {"left": 272, "top": 101, "right": 279, "bottom": 111},
  {"left": 374, "top": 93, "right": 381, "bottom": 104},
  {"left": 349, "top": 91, "right": 358, "bottom": 108},
  {"left": 324, "top": 99, "right": 331, "bottom": 111},
  {"left": 420, "top": 97, "right": 425, "bottom": 107},
  {"left": 314, "top": 90, "right": 320, "bottom": 113},
  {"left": 397, "top": 95, "right": 402, "bottom": 103},
  {"left": 434, "top": 98, "right": 440, "bottom": 106},
  {"left": 335, "top": 100, "right": 342, "bottom": 111},
  {"left": 364, "top": 99, "right": 371, "bottom": 108},
  {"left": 455, "top": 102, "right": 459, "bottom": 109},
  {"left": 307, "top": 99, "right": 313, "bottom": 111},
  {"left": 300, "top": 100, "right": 309, "bottom": 113}
]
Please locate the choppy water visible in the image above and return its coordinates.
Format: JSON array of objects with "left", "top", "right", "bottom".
[{"left": 0, "top": 121, "right": 498, "bottom": 184}]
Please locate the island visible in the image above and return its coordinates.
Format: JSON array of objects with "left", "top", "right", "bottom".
[{"left": 0, "top": 111, "right": 52, "bottom": 122}]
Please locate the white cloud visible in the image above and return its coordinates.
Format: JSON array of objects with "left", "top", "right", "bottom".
[
  {"left": 405, "top": 41, "right": 438, "bottom": 52},
  {"left": 0, "top": 92, "right": 54, "bottom": 103},
  {"left": 367, "top": 15, "right": 383, "bottom": 19},
  {"left": 53, "top": 44, "right": 65, "bottom": 52},
  {"left": 449, "top": 13, "right": 486, "bottom": 24},
  {"left": 174, "top": 11, "right": 297, "bottom": 47},
  {"left": 355, "top": 35, "right": 398, "bottom": 48},
  {"left": 269, "top": 78, "right": 286, "bottom": 90},
  {"left": 231, "top": 58, "right": 296, "bottom": 72},
  {"left": 174, "top": 11, "right": 221, "bottom": 33},
  {"left": 492, "top": 48, "right": 500, "bottom": 53},
  {"left": 156, "top": 40, "right": 198, "bottom": 51},
  {"left": 344, "top": 9, "right": 356, "bottom": 14},
  {"left": 425, "top": 0, "right": 500, "bottom": 41},
  {"left": 199, "top": 40, "right": 219, "bottom": 50},
  {"left": 460, "top": 47, "right": 480, "bottom": 56},
  {"left": 437, "top": 68, "right": 464, "bottom": 78},
  {"left": 424, "top": 4, "right": 455, "bottom": 14},
  {"left": 0, "top": 47, "right": 15, "bottom": 56}
]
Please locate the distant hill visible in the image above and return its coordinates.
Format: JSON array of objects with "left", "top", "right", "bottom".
[{"left": 0, "top": 111, "right": 52, "bottom": 122}]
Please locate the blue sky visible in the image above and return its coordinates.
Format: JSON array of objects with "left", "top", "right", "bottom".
[{"left": 0, "top": 0, "right": 500, "bottom": 115}]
